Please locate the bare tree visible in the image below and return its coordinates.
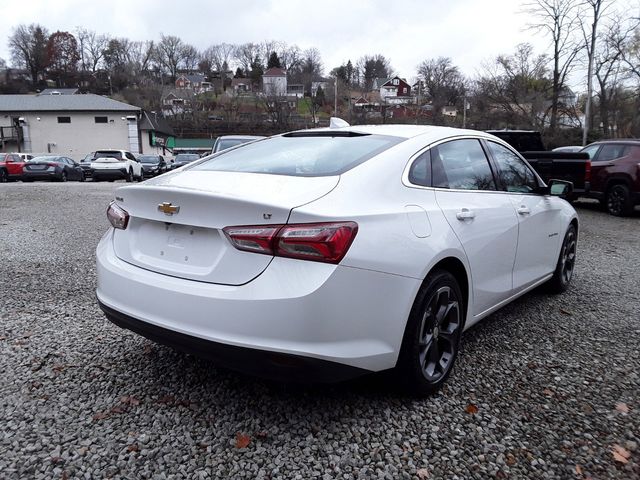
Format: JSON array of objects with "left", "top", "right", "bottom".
[
  {"left": 155, "top": 34, "right": 188, "bottom": 79},
  {"left": 579, "top": 0, "right": 614, "bottom": 144},
  {"left": 525, "top": 0, "right": 583, "bottom": 131},
  {"left": 8, "top": 24, "right": 50, "bottom": 84},
  {"left": 75, "top": 28, "right": 109, "bottom": 72},
  {"left": 417, "top": 57, "right": 466, "bottom": 125},
  {"left": 181, "top": 44, "right": 200, "bottom": 72},
  {"left": 234, "top": 43, "right": 261, "bottom": 74}
]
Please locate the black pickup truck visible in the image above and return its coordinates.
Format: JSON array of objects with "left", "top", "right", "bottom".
[{"left": 487, "top": 130, "right": 590, "bottom": 198}]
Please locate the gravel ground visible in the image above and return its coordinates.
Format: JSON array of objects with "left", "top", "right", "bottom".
[{"left": 0, "top": 182, "right": 638, "bottom": 480}]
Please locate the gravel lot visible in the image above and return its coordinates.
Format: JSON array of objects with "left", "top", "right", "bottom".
[{"left": 0, "top": 182, "right": 638, "bottom": 480}]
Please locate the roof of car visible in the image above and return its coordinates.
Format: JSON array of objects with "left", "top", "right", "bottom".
[
  {"left": 589, "top": 139, "right": 640, "bottom": 145},
  {"left": 217, "top": 135, "right": 266, "bottom": 140},
  {"left": 305, "top": 124, "right": 495, "bottom": 140}
]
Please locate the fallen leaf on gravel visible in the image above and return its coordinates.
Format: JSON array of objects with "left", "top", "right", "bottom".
[
  {"left": 50, "top": 456, "right": 63, "bottom": 464},
  {"left": 77, "top": 447, "right": 88, "bottom": 456},
  {"left": 527, "top": 362, "right": 537, "bottom": 369},
  {"left": 121, "top": 396, "right": 141, "bottom": 406},
  {"left": 92, "top": 411, "right": 110, "bottom": 421},
  {"left": 157, "top": 395, "right": 176, "bottom": 405},
  {"left": 506, "top": 453, "right": 517, "bottom": 466},
  {"left": 0, "top": 335, "right": 6, "bottom": 341},
  {"left": 612, "top": 444, "right": 630, "bottom": 464},
  {"left": 127, "top": 444, "right": 139, "bottom": 452},
  {"left": 22, "top": 331, "right": 33, "bottom": 338},
  {"left": 235, "top": 433, "right": 251, "bottom": 449},
  {"left": 465, "top": 404, "right": 479, "bottom": 414},
  {"left": 416, "top": 468, "right": 429, "bottom": 479},
  {"left": 615, "top": 402, "right": 629, "bottom": 414},
  {"left": 543, "top": 388, "right": 554, "bottom": 396},
  {"left": 143, "top": 344, "right": 153, "bottom": 355},
  {"left": 197, "top": 442, "right": 209, "bottom": 449},
  {"left": 62, "top": 471, "right": 69, "bottom": 480},
  {"left": 559, "top": 308, "right": 572, "bottom": 316},
  {"left": 110, "top": 404, "right": 128, "bottom": 414}
]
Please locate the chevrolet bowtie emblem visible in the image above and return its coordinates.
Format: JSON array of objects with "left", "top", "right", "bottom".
[{"left": 158, "top": 202, "right": 180, "bottom": 215}]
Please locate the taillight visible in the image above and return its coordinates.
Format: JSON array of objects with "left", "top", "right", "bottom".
[
  {"left": 585, "top": 160, "right": 591, "bottom": 182},
  {"left": 107, "top": 202, "right": 129, "bottom": 230},
  {"left": 223, "top": 222, "right": 358, "bottom": 264}
]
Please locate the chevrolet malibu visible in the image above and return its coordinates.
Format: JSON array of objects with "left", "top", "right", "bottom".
[{"left": 96, "top": 124, "right": 578, "bottom": 395}]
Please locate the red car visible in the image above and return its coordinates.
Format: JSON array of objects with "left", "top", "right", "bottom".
[
  {"left": 581, "top": 140, "right": 640, "bottom": 216},
  {"left": 0, "top": 153, "right": 26, "bottom": 182}
]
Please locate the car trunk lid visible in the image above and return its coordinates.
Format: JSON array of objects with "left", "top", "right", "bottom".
[{"left": 111, "top": 170, "right": 339, "bottom": 285}]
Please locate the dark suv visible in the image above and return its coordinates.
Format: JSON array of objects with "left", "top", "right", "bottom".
[{"left": 580, "top": 140, "right": 640, "bottom": 216}]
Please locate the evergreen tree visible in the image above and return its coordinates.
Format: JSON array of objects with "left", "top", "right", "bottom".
[{"left": 267, "top": 51, "right": 282, "bottom": 69}]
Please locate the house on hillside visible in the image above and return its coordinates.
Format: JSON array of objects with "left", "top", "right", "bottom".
[
  {"left": 175, "top": 73, "right": 212, "bottom": 93},
  {"left": 0, "top": 94, "right": 141, "bottom": 158},
  {"left": 311, "top": 78, "right": 331, "bottom": 95},
  {"left": 287, "top": 84, "right": 304, "bottom": 98},
  {"left": 262, "top": 68, "right": 287, "bottom": 96},
  {"left": 379, "top": 77, "right": 413, "bottom": 105},
  {"left": 229, "top": 78, "right": 251, "bottom": 93}
]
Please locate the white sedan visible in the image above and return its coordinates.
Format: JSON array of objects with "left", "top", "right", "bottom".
[{"left": 96, "top": 123, "right": 578, "bottom": 395}]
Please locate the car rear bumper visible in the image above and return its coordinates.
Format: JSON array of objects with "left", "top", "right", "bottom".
[
  {"left": 22, "top": 171, "right": 59, "bottom": 180},
  {"left": 96, "top": 229, "right": 420, "bottom": 377},
  {"left": 92, "top": 168, "right": 127, "bottom": 180}
]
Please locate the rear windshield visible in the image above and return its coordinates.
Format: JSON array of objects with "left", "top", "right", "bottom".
[
  {"left": 95, "top": 151, "right": 122, "bottom": 159},
  {"left": 193, "top": 133, "right": 403, "bottom": 177},
  {"left": 138, "top": 155, "right": 160, "bottom": 163},
  {"left": 216, "top": 139, "right": 249, "bottom": 152},
  {"left": 175, "top": 154, "right": 200, "bottom": 162},
  {"left": 31, "top": 156, "right": 59, "bottom": 162}
]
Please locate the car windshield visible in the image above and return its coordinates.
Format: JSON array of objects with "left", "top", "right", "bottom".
[
  {"left": 193, "top": 133, "right": 403, "bottom": 177},
  {"left": 138, "top": 155, "right": 160, "bottom": 164},
  {"left": 94, "top": 151, "right": 122, "bottom": 159},
  {"left": 175, "top": 154, "right": 200, "bottom": 162}
]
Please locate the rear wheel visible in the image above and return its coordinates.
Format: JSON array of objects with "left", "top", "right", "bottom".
[
  {"left": 606, "top": 184, "right": 633, "bottom": 216},
  {"left": 547, "top": 224, "right": 577, "bottom": 294},
  {"left": 60, "top": 171, "right": 67, "bottom": 182},
  {"left": 0, "top": 169, "right": 7, "bottom": 183},
  {"left": 397, "top": 269, "right": 463, "bottom": 396}
]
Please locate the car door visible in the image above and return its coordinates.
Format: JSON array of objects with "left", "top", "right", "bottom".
[
  {"left": 431, "top": 138, "right": 519, "bottom": 316},
  {"left": 485, "top": 140, "right": 564, "bottom": 291}
]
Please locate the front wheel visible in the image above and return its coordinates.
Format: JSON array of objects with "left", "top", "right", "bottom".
[
  {"left": 547, "top": 224, "right": 577, "bottom": 294},
  {"left": 79, "top": 172, "right": 86, "bottom": 182},
  {"left": 606, "top": 184, "right": 633, "bottom": 216},
  {"left": 125, "top": 169, "right": 134, "bottom": 182},
  {"left": 397, "top": 269, "right": 464, "bottom": 396}
]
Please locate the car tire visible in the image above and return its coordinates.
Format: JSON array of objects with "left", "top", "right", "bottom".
[
  {"left": 126, "top": 169, "right": 134, "bottom": 182},
  {"left": 0, "top": 169, "right": 7, "bottom": 183},
  {"left": 606, "top": 184, "right": 633, "bottom": 216},
  {"left": 396, "top": 269, "right": 464, "bottom": 396},
  {"left": 547, "top": 224, "right": 577, "bottom": 294},
  {"left": 79, "top": 172, "right": 86, "bottom": 182},
  {"left": 60, "top": 171, "right": 67, "bottom": 182}
]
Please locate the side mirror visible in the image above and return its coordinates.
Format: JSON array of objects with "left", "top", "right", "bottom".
[{"left": 548, "top": 179, "right": 573, "bottom": 198}]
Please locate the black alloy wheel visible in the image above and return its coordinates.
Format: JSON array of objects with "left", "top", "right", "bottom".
[
  {"left": 548, "top": 224, "right": 577, "bottom": 293},
  {"left": 79, "top": 172, "right": 85, "bottom": 182},
  {"left": 0, "top": 169, "right": 7, "bottom": 182},
  {"left": 606, "top": 184, "right": 633, "bottom": 217},
  {"left": 398, "top": 269, "right": 463, "bottom": 395}
]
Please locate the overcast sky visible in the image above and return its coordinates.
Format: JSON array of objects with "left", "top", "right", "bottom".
[{"left": 0, "top": 0, "right": 602, "bottom": 90}]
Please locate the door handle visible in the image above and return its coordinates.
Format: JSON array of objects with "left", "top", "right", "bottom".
[
  {"left": 516, "top": 206, "right": 530, "bottom": 215},
  {"left": 456, "top": 208, "right": 476, "bottom": 220}
]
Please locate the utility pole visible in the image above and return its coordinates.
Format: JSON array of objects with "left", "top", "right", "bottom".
[
  {"left": 334, "top": 77, "right": 338, "bottom": 116},
  {"left": 462, "top": 96, "right": 467, "bottom": 128}
]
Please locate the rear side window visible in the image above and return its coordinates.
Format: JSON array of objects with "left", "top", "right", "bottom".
[
  {"left": 193, "top": 134, "right": 403, "bottom": 177},
  {"left": 486, "top": 141, "right": 538, "bottom": 193},
  {"left": 598, "top": 144, "right": 627, "bottom": 161},
  {"left": 432, "top": 139, "right": 496, "bottom": 191},
  {"left": 408, "top": 150, "right": 431, "bottom": 187}
]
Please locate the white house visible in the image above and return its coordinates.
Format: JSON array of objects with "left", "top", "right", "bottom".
[
  {"left": 0, "top": 94, "right": 141, "bottom": 159},
  {"left": 262, "top": 68, "right": 287, "bottom": 96}
]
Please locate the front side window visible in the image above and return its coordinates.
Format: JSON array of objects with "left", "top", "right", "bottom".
[
  {"left": 486, "top": 141, "right": 538, "bottom": 193},
  {"left": 581, "top": 144, "right": 600, "bottom": 159},
  {"left": 432, "top": 139, "right": 496, "bottom": 191},
  {"left": 193, "top": 133, "right": 403, "bottom": 177}
]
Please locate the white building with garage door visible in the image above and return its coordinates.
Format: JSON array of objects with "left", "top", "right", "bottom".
[{"left": 0, "top": 93, "right": 141, "bottom": 160}]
